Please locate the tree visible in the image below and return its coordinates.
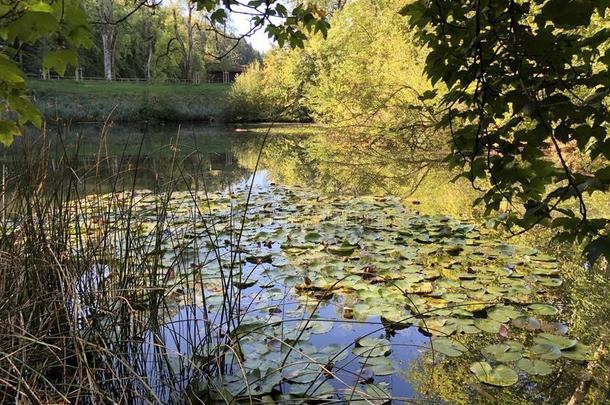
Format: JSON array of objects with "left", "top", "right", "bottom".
[
  {"left": 97, "top": 0, "right": 116, "bottom": 80},
  {"left": 171, "top": 1, "right": 204, "bottom": 80},
  {"left": 0, "top": 0, "right": 328, "bottom": 144},
  {"left": 402, "top": 0, "right": 610, "bottom": 262},
  {"left": 0, "top": 0, "right": 91, "bottom": 144}
]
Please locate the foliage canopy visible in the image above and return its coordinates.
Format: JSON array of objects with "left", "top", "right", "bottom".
[{"left": 401, "top": 0, "right": 610, "bottom": 262}]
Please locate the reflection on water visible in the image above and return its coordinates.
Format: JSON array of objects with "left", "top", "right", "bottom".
[{"left": 2, "top": 123, "right": 609, "bottom": 404}]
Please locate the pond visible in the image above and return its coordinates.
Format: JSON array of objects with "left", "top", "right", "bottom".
[{"left": 2, "top": 123, "right": 608, "bottom": 404}]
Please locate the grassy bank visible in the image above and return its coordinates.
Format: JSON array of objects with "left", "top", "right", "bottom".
[{"left": 28, "top": 80, "right": 231, "bottom": 123}]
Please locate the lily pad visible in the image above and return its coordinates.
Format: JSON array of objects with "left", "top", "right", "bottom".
[
  {"left": 516, "top": 358, "right": 553, "bottom": 376},
  {"left": 358, "top": 356, "right": 396, "bottom": 376},
  {"left": 487, "top": 305, "right": 522, "bottom": 323},
  {"left": 474, "top": 318, "right": 503, "bottom": 333},
  {"left": 526, "top": 343, "right": 562, "bottom": 360},
  {"left": 528, "top": 304, "right": 559, "bottom": 316},
  {"left": 432, "top": 337, "right": 469, "bottom": 357},
  {"left": 482, "top": 342, "right": 523, "bottom": 362},
  {"left": 561, "top": 343, "right": 596, "bottom": 361},
  {"left": 470, "top": 361, "right": 519, "bottom": 387},
  {"left": 353, "top": 336, "right": 392, "bottom": 357},
  {"left": 511, "top": 316, "right": 541, "bottom": 331},
  {"left": 534, "top": 333, "right": 577, "bottom": 350}
]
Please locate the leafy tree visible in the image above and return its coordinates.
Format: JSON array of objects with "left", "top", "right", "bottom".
[
  {"left": 0, "top": 0, "right": 328, "bottom": 145},
  {"left": 402, "top": 0, "right": 610, "bottom": 262},
  {"left": 0, "top": 0, "right": 91, "bottom": 144}
]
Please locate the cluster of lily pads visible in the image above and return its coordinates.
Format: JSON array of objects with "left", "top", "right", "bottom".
[{"left": 71, "top": 183, "right": 595, "bottom": 401}]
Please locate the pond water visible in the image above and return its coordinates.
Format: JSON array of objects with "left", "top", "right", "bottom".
[{"left": 3, "top": 123, "right": 608, "bottom": 404}]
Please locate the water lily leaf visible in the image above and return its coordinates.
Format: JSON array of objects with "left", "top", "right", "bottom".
[
  {"left": 417, "top": 318, "right": 448, "bottom": 336},
  {"left": 441, "top": 292, "right": 467, "bottom": 302},
  {"left": 341, "top": 384, "right": 391, "bottom": 404},
  {"left": 405, "top": 281, "right": 434, "bottom": 294},
  {"left": 283, "top": 368, "right": 321, "bottom": 384},
  {"left": 527, "top": 343, "right": 562, "bottom": 360},
  {"left": 537, "top": 277, "right": 563, "bottom": 288},
  {"left": 487, "top": 305, "right": 522, "bottom": 323},
  {"left": 432, "top": 337, "right": 469, "bottom": 357},
  {"left": 304, "top": 231, "right": 323, "bottom": 242},
  {"left": 534, "top": 333, "right": 577, "bottom": 350},
  {"left": 511, "top": 316, "right": 541, "bottom": 331},
  {"left": 290, "top": 380, "right": 334, "bottom": 397},
  {"left": 359, "top": 356, "right": 396, "bottom": 375},
  {"left": 353, "top": 345, "right": 392, "bottom": 358},
  {"left": 353, "top": 336, "right": 392, "bottom": 357},
  {"left": 245, "top": 254, "right": 273, "bottom": 264},
  {"left": 517, "top": 358, "right": 553, "bottom": 376},
  {"left": 528, "top": 304, "right": 559, "bottom": 316},
  {"left": 540, "top": 321, "right": 569, "bottom": 335},
  {"left": 469, "top": 361, "right": 519, "bottom": 387},
  {"left": 328, "top": 242, "right": 357, "bottom": 256},
  {"left": 561, "top": 343, "right": 596, "bottom": 361},
  {"left": 445, "top": 317, "right": 479, "bottom": 334},
  {"left": 482, "top": 342, "right": 523, "bottom": 362},
  {"left": 308, "top": 319, "right": 334, "bottom": 334},
  {"left": 365, "top": 383, "right": 392, "bottom": 402},
  {"left": 474, "top": 318, "right": 503, "bottom": 333}
]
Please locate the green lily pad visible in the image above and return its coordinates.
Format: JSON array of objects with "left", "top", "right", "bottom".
[
  {"left": 561, "top": 343, "right": 596, "bottom": 361},
  {"left": 482, "top": 342, "right": 523, "bottom": 362},
  {"left": 534, "top": 333, "right": 577, "bottom": 350},
  {"left": 528, "top": 304, "right": 559, "bottom": 316},
  {"left": 474, "top": 318, "right": 503, "bottom": 333},
  {"left": 304, "top": 231, "right": 323, "bottom": 242},
  {"left": 527, "top": 343, "right": 562, "bottom": 360},
  {"left": 328, "top": 242, "right": 357, "bottom": 256},
  {"left": 516, "top": 358, "right": 553, "bottom": 376},
  {"left": 487, "top": 305, "right": 522, "bottom": 323},
  {"left": 470, "top": 361, "right": 519, "bottom": 387},
  {"left": 359, "top": 356, "right": 396, "bottom": 375},
  {"left": 432, "top": 337, "right": 469, "bottom": 357},
  {"left": 511, "top": 316, "right": 541, "bottom": 331},
  {"left": 353, "top": 336, "right": 392, "bottom": 357}
]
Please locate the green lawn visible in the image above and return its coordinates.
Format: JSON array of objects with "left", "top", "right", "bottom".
[
  {"left": 27, "top": 79, "right": 230, "bottom": 97},
  {"left": 27, "top": 79, "right": 232, "bottom": 122}
]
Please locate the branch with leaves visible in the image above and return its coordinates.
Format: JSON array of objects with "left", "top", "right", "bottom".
[{"left": 402, "top": 0, "right": 610, "bottom": 263}]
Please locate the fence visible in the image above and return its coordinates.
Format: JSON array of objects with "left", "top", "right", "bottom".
[{"left": 27, "top": 70, "right": 237, "bottom": 84}]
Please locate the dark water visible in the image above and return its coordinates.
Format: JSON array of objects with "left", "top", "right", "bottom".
[{"left": 2, "top": 123, "right": 608, "bottom": 404}]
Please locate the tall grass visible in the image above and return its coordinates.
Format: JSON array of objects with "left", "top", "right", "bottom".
[{"left": 0, "top": 124, "right": 269, "bottom": 403}]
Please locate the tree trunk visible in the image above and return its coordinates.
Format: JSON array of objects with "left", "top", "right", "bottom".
[
  {"left": 99, "top": 0, "right": 115, "bottom": 81},
  {"left": 172, "top": 5, "right": 195, "bottom": 81},
  {"left": 145, "top": 18, "right": 153, "bottom": 81}
]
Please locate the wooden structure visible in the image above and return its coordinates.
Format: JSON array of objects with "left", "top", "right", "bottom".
[{"left": 206, "top": 64, "right": 246, "bottom": 84}]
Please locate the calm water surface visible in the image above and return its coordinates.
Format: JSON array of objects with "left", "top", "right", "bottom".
[{"left": 2, "top": 123, "right": 608, "bottom": 404}]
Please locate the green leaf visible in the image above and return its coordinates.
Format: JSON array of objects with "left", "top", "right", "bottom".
[
  {"left": 527, "top": 343, "right": 562, "bottom": 360},
  {"left": 28, "top": 2, "right": 54, "bottom": 13},
  {"left": 43, "top": 49, "right": 78, "bottom": 76},
  {"left": 528, "top": 304, "right": 559, "bottom": 316},
  {"left": 482, "top": 342, "right": 523, "bottom": 363},
  {"left": 561, "top": 343, "right": 596, "bottom": 361},
  {"left": 534, "top": 333, "right": 577, "bottom": 350},
  {"left": 0, "top": 120, "right": 20, "bottom": 146},
  {"left": 516, "top": 358, "right": 553, "bottom": 376},
  {"left": 0, "top": 55, "right": 25, "bottom": 84},
  {"left": 432, "top": 337, "right": 468, "bottom": 357},
  {"left": 470, "top": 361, "right": 519, "bottom": 387}
]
